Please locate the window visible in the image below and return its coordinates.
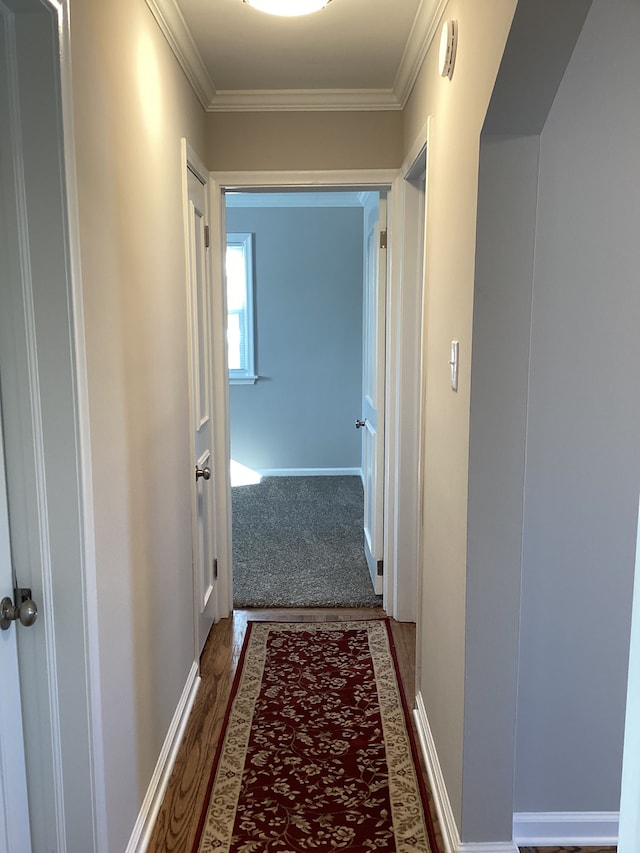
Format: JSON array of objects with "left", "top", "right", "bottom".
[{"left": 226, "top": 233, "right": 256, "bottom": 383}]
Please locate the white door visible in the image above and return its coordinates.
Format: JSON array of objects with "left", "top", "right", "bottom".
[
  {"left": 185, "top": 155, "right": 217, "bottom": 655},
  {"left": 360, "top": 194, "right": 387, "bottom": 595},
  {"left": 0, "top": 403, "right": 32, "bottom": 852},
  {"left": 0, "top": 4, "right": 102, "bottom": 850}
]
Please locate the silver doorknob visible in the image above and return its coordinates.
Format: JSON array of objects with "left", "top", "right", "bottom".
[
  {"left": 195, "top": 465, "right": 211, "bottom": 481},
  {"left": 0, "top": 589, "right": 38, "bottom": 631},
  {"left": 355, "top": 419, "right": 366, "bottom": 429}
]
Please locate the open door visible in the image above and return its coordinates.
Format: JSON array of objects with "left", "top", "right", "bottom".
[
  {"left": 183, "top": 145, "right": 217, "bottom": 656},
  {"left": 359, "top": 193, "right": 387, "bottom": 595},
  {"left": 0, "top": 2, "right": 103, "bottom": 848}
]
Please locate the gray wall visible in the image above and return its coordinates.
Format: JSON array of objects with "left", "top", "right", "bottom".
[
  {"left": 465, "top": 134, "right": 540, "bottom": 840},
  {"left": 467, "top": 0, "right": 640, "bottom": 836},
  {"left": 227, "top": 205, "right": 363, "bottom": 472},
  {"left": 515, "top": 0, "right": 640, "bottom": 811}
]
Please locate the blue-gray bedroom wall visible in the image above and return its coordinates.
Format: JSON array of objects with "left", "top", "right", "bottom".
[{"left": 227, "top": 204, "right": 364, "bottom": 473}]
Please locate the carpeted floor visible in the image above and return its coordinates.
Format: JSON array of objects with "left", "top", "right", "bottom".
[{"left": 232, "top": 475, "right": 381, "bottom": 608}]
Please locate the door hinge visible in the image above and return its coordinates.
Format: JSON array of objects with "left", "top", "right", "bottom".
[
  {"left": 204, "top": 225, "right": 210, "bottom": 248},
  {"left": 379, "top": 230, "right": 387, "bottom": 250},
  {"left": 213, "top": 557, "right": 218, "bottom": 580},
  {"left": 376, "top": 559, "right": 384, "bottom": 577}
]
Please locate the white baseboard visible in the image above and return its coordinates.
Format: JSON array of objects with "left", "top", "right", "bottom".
[
  {"left": 513, "top": 810, "right": 619, "bottom": 846},
  {"left": 126, "top": 662, "right": 201, "bottom": 852},
  {"left": 413, "top": 694, "right": 518, "bottom": 853},
  {"left": 256, "top": 467, "right": 362, "bottom": 477},
  {"left": 414, "top": 693, "right": 462, "bottom": 853}
]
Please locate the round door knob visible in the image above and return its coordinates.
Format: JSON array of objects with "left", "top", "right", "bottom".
[
  {"left": 19, "top": 598, "right": 38, "bottom": 628},
  {"left": 195, "top": 465, "right": 211, "bottom": 481},
  {"left": 0, "top": 594, "right": 38, "bottom": 630}
]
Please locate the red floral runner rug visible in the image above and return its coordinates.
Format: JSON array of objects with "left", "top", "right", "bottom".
[{"left": 193, "top": 619, "right": 438, "bottom": 852}]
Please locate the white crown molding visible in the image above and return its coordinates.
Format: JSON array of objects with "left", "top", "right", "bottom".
[
  {"left": 145, "top": 0, "right": 444, "bottom": 112},
  {"left": 394, "top": 0, "right": 449, "bottom": 107},
  {"left": 144, "top": 0, "right": 215, "bottom": 109},
  {"left": 226, "top": 191, "right": 366, "bottom": 208},
  {"left": 206, "top": 88, "right": 402, "bottom": 112},
  {"left": 513, "top": 811, "right": 619, "bottom": 847}
]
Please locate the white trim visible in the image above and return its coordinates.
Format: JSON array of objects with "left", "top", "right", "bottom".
[
  {"left": 394, "top": 0, "right": 449, "bottom": 107},
  {"left": 512, "top": 811, "right": 619, "bottom": 847},
  {"left": 212, "top": 168, "right": 399, "bottom": 619},
  {"left": 206, "top": 88, "right": 401, "bottom": 112},
  {"left": 185, "top": 147, "right": 209, "bottom": 187},
  {"left": 458, "top": 845, "right": 519, "bottom": 853},
  {"left": 213, "top": 169, "right": 397, "bottom": 191},
  {"left": 383, "top": 120, "right": 430, "bottom": 623},
  {"left": 229, "top": 375, "right": 258, "bottom": 385},
  {"left": 55, "top": 0, "right": 109, "bottom": 843},
  {"left": 144, "top": 0, "right": 215, "bottom": 109},
  {"left": 414, "top": 693, "right": 462, "bottom": 853},
  {"left": 254, "top": 468, "right": 362, "bottom": 478},
  {"left": 125, "top": 664, "right": 201, "bottom": 853},
  {"left": 225, "top": 191, "right": 365, "bottom": 208},
  {"left": 208, "top": 176, "right": 234, "bottom": 621}
]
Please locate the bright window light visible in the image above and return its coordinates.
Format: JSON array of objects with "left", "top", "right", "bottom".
[{"left": 226, "top": 233, "right": 256, "bottom": 384}]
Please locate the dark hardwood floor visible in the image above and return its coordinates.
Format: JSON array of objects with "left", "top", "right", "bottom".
[
  {"left": 520, "top": 849, "right": 616, "bottom": 853},
  {"left": 147, "top": 608, "right": 617, "bottom": 853}
]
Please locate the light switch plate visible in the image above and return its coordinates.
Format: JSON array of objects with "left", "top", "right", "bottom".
[{"left": 450, "top": 341, "right": 459, "bottom": 391}]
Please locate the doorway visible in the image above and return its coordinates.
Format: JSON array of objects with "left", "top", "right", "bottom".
[
  {"left": 208, "top": 166, "right": 425, "bottom": 623},
  {"left": 224, "top": 189, "right": 384, "bottom": 609}
]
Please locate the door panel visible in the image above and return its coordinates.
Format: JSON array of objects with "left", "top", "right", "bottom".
[
  {"left": 186, "top": 166, "right": 216, "bottom": 655},
  {"left": 362, "top": 194, "right": 387, "bottom": 595}
]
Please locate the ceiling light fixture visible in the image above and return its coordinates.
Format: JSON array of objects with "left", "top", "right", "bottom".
[{"left": 243, "top": 0, "right": 332, "bottom": 16}]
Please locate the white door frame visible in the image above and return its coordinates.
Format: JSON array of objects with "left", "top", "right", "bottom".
[
  {"left": 0, "top": 0, "right": 106, "bottom": 848},
  {"left": 209, "top": 167, "right": 424, "bottom": 621},
  {"left": 385, "top": 121, "right": 432, "bottom": 631}
]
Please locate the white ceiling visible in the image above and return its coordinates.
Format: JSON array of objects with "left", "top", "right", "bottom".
[{"left": 146, "top": 0, "right": 447, "bottom": 111}]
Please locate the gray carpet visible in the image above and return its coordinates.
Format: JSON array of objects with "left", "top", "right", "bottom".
[{"left": 232, "top": 475, "right": 382, "bottom": 608}]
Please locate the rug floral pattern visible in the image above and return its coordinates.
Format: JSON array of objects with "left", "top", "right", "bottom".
[{"left": 196, "top": 621, "right": 433, "bottom": 852}]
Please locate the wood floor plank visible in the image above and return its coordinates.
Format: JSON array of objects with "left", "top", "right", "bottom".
[{"left": 519, "top": 848, "right": 617, "bottom": 853}]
